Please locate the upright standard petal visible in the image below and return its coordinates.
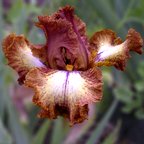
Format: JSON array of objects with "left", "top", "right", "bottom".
[
  {"left": 2, "top": 34, "right": 46, "bottom": 84},
  {"left": 36, "top": 6, "right": 90, "bottom": 70},
  {"left": 36, "top": 17, "right": 78, "bottom": 69},
  {"left": 24, "top": 67, "right": 102, "bottom": 125},
  {"left": 54, "top": 6, "right": 90, "bottom": 70},
  {"left": 90, "top": 29, "right": 143, "bottom": 70}
]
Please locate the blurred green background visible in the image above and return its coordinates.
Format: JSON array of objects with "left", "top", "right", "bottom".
[{"left": 0, "top": 0, "right": 144, "bottom": 144}]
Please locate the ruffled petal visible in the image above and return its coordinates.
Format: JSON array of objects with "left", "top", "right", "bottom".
[
  {"left": 90, "top": 28, "right": 143, "bottom": 70},
  {"left": 126, "top": 29, "right": 143, "bottom": 54},
  {"left": 54, "top": 6, "right": 90, "bottom": 69},
  {"left": 30, "top": 44, "right": 47, "bottom": 64},
  {"left": 24, "top": 67, "right": 102, "bottom": 125},
  {"left": 36, "top": 5, "right": 90, "bottom": 70},
  {"left": 37, "top": 105, "right": 88, "bottom": 126},
  {"left": 36, "top": 17, "right": 78, "bottom": 69},
  {"left": 2, "top": 34, "right": 46, "bottom": 84}
]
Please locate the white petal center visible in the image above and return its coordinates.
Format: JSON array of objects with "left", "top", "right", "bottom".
[
  {"left": 20, "top": 45, "right": 44, "bottom": 68},
  {"left": 97, "top": 42, "right": 125, "bottom": 60}
]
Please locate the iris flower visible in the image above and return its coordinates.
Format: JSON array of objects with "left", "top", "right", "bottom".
[{"left": 2, "top": 6, "right": 143, "bottom": 125}]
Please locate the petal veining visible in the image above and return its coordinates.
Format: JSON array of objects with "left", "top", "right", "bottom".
[
  {"left": 90, "top": 29, "right": 143, "bottom": 70},
  {"left": 54, "top": 6, "right": 90, "bottom": 70},
  {"left": 24, "top": 67, "right": 102, "bottom": 124},
  {"left": 36, "top": 17, "right": 79, "bottom": 69},
  {"left": 36, "top": 6, "right": 90, "bottom": 70},
  {"left": 2, "top": 34, "right": 46, "bottom": 84}
]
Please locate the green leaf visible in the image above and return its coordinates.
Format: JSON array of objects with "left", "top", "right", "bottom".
[
  {"left": 138, "top": 62, "right": 144, "bottom": 79},
  {"left": 51, "top": 119, "right": 69, "bottom": 144},
  {"left": 122, "top": 104, "right": 134, "bottom": 113},
  {"left": 32, "top": 120, "right": 51, "bottom": 144},
  {"left": 0, "top": 118, "right": 12, "bottom": 144},
  {"left": 0, "top": 0, "right": 4, "bottom": 61},
  {"left": 121, "top": 93, "right": 142, "bottom": 114},
  {"left": 7, "top": 0, "right": 23, "bottom": 21},
  {"left": 7, "top": 0, "right": 29, "bottom": 34},
  {"left": 28, "top": 27, "right": 46, "bottom": 44},
  {"left": 102, "top": 121, "right": 121, "bottom": 144},
  {"left": 1, "top": 86, "right": 30, "bottom": 144},
  {"left": 86, "top": 99, "right": 118, "bottom": 144},
  {"left": 114, "top": 86, "right": 133, "bottom": 103},
  {"left": 134, "top": 81, "right": 144, "bottom": 92},
  {"left": 7, "top": 103, "right": 30, "bottom": 144},
  {"left": 116, "top": 0, "right": 136, "bottom": 29},
  {"left": 135, "top": 108, "right": 144, "bottom": 119},
  {"left": 7, "top": 0, "right": 42, "bottom": 35},
  {"left": 89, "top": 0, "right": 126, "bottom": 37}
]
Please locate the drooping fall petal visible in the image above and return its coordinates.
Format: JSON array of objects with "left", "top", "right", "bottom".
[
  {"left": 2, "top": 34, "right": 46, "bottom": 84},
  {"left": 24, "top": 67, "right": 102, "bottom": 125},
  {"left": 90, "top": 28, "right": 143, "bottom": 70},
  {"left": 37, "top": 105, "right": 88, "bottom": 126},
  {"left": 36, "top": 6, "right": 90, "bottom": 70}
]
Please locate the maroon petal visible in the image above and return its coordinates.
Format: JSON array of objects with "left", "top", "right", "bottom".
[
  {"left": 36, "top": 17, "right": 78, "bottom": 69},
  {"left": 36, "top": 6, "right": 90, "bottom": 70},
  {"left": 54, "top": 6, "right": 90, "bottom": 69}
]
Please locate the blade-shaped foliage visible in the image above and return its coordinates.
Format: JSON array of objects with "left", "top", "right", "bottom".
[{"left": 0, "top": 118, "right": 12, "bottom": 144}]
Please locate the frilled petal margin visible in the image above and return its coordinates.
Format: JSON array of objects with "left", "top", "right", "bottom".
[
  {"left": 24, "top": 67, "right": 102, "bottom": 125},
  {"left": 36, "top": 5, "right": 90, "bottom": 70},
  {"left": 53, "top": 5, "right": 90, "bottom": 69},
  {"left": 2, "top": 34, "right": 46, "bottom": 84},
  {"left": 36, "top": 17, "right": 79, "bottom": 69},
  {"left": 90, "top": 28, "right": 143, "bottom": 70}
]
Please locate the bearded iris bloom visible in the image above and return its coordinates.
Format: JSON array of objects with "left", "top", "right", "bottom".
[{"left": 2, "top": 6, "right": 143, "bottom": 125}]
